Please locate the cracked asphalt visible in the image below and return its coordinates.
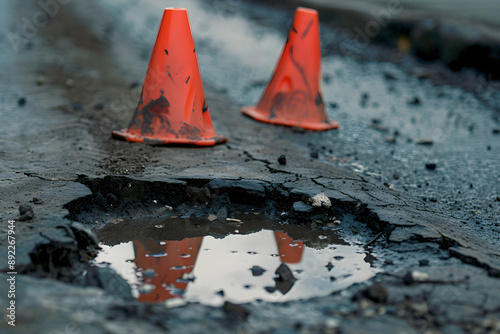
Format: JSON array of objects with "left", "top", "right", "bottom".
[{"left": 0, "top": 0, "right": 499, "bottom": 333}]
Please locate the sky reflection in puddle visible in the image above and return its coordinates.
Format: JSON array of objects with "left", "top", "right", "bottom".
[{"left": 95, "top": 228, "right": 378, "bottom": 307}]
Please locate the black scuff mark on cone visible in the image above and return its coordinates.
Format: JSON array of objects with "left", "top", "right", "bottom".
[
  {"left": 167, "top": 70, "right": 176, "bottom": 85},
  {"left": 289, "top": 46, "right": 313, "bottom": 101},
  {"left": 291, "top": 25, "right": 298, "bottom": 34},
  {"left": 270, "top": 92, "right": 287, "bottom": 119},
  {"left": 179, "top": 122, "right": 202, "bottom": 139},
  {"left": 202, "top": 100, "right": 208, "bottom": 112},
  {"left": 193, "top": 48, "right": 196, "bottom": 53},
  {"left": 301, "top": 19, "right": 314, "bottom": 40},
  {"left": 136, "top": 92, "right": 171, "bottom": 135},
  {"left": 315, "top": 92, "right": 323, "bottom": 106},
  {"left": 176, "top": 66, "right": 185, "bottom": 75},
  {"left": 186, "top": 76, "right": 191, "bottom": 84},
  {"left": 164, "top": 49, "right": 168, "bottom": 56}
]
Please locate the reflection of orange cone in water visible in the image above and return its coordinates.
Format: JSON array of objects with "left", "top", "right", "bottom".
[
  {"left": 133, "top": 237, "right": 202, "bottom": 303},
  {"left": 274, "top": 232, "right": 304, "bottom": 264},
  {"left": 112, "top": 8, "right": 228, "bottom": 146},
  {"left": 241, "top": 8, "right": 339, "bottom": 131}
]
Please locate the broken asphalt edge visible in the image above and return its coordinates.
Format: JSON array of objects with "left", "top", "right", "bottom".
[{"left": 2, "top": 164, "right": 499, "bottom": 279}]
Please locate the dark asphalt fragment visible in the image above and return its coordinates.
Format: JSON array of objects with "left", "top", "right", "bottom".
[
  {"left": 18, "top": 204, "right": 34, "bottom": 221},
  {"left": 359, "top": 283, "right": 389, "bottom": 303},
  {"left": 293, "top": 201, "right": 313, "bottom": 213},
  {"left": 223, "top": 301, "right": 250, "bottom": 320},
  {"left": 18, "top": 97, "right": 27, "bottom": 106},
  {"left": 425, "top": 163, "right": 437, "bottom": 170},
  {"left": 416, "top": 138, "right": 434, "bottom": 145},
  {"left": 408, "top": 96, "right": 421, "bottom": 105},
  {"left": 250, "top": 265, "right": 266, "bottom": 276},
  {"left": 278, "top": 155, "right": 286, "bottom": 165}
]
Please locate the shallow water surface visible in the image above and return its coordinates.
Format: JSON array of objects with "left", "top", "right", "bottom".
[{"left": 94, "top": 216, "right": 379, "bottom": 306}]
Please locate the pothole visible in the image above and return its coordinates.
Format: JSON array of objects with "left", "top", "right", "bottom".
[{"left": 93, "top": 214, "right": 379, "bottom": 307}]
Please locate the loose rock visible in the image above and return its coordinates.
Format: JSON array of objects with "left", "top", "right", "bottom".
[
  {"left": 362, "top": 283, "right": 389, "bottom": 303},
  {"left": 416, "top": 138, "right": 434, "bottom": 145},
  {"left": 278, "top": 155, "right": 287, "bottom": 165},
  {"left": 425, "top": 163, "right": 437, "bottom": 171},
  {"left": 223, "top": 301, "right": 250, "bottom": 320},
  {"left": 19, "top": 204, "right": 34, "bottom": 221},
  {"left": 309, "top": 193, "right": 331, "bottom": 209},
  {"left": 250, "top": 265, "right": 266, "bottom": 276}
]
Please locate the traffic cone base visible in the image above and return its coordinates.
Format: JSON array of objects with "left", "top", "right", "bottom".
[
  {"left": 241, "top": 7, "right": 339, "bottom": 131},
  {"left": 112, "top": 8, "right": 227, "bottom": 146},
  {"left": 241, "top": 106, "right": 339, "bottom": 131}
]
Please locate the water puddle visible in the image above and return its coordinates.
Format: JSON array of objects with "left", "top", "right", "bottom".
[{"left": 94, "top": 215, "right": 379, "bottom": 307}]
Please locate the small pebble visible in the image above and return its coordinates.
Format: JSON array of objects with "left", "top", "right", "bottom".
[
  {"left": 492, "top": 128, "right": 499, "bottom": 135},
  {"left": 416, "top": 138, "right": 433, "bottom": 145},
  {"left": 18, "top": 97, "right": 27, "bottom": 106},
  {"left": 419, "top": 259, "right": 429, "bottom": 266},
  {"left": 425, "top": 163, "right": 437, "bottom": 171},
  {"left": 65, "top": 79, "right": 74, "bottom": 87},
  {"left": 408, "top": 96, "right": 421, "bottom": 105},
  {"left": 36, "top": 76, "right": 46, "bottom": 85},
  {"left": 278, "top": 155, "right": 286, "bottom": 165},
  {"left": 385, "top": 136, "right": 396, "bottom": 143}
]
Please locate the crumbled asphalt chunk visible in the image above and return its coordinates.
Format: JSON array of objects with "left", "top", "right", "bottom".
[
  {"left": 419, "top": 259, "right": 430, "bottom": 266},
  {"left": 408, "top": 96, "right": 421, "bottom": 105},
  {"left": 384, "top": 72, "right": 397, "bottom": 80},
  {"left": 325, "top": 262, "right": 334, "bottom": 271},
  {"left": 403, "top": 271, "right": 429, "bottom": 284},
  {"left": 360, "top": 283, "right": 389, "bottom": 303},
  {"left": 310, "top": 151, "right": 319, "bottom": 159},
  {"left": 416, "top": 138, "right": 434, "bottom": 145},
  {"left": 83, "top": 267, "right": 134, "bottom": 300},
  {"left": 250, "top": 265, "right": 266, "bottom": 276},
  {"left": 278, "top": 155, "right": 287, "bottom": 165},
  {"left": 32, "top": 197, "right": 43, "bottom": 204},
  {"left": 293, "top": 201, "right": 314, "bottom": 213},
  {"left": 272, "top": 263, "right": 296, "bottom": 295},
  {"left": 425, "top": 163, "right": 437, "bottom": 170},
  {"left": 18, "top": 97, "right": 27, "bottom": 106},
  {"left": 223, "top": 301, "right": 250, "bottom": 320},
  {"left": 393, "top": 173, "right": 400, "bottom": 180},
  {"left": 19, "top": 204, "right": 34, "bottom": 221},
  {"left": 276, "top": 263, "right": 295, "bottom": 283},
  {"left": 385, "top": 136, "right": 396, "bottom": 143},
  {"left": 492, "top": 128, "right": 499, "bottom": 135}
]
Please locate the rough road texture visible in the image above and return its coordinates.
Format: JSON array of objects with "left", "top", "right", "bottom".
[{"left": 0, "top": 1, "right": 499, "bottom": 333}]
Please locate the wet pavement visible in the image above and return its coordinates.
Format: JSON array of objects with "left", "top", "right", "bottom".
[{"left": 1, "top": 0, "right": 500, "bottom": 333}]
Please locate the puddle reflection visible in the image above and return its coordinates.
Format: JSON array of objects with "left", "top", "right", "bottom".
[{"left": 96, "top": 228, "right": 378, "bottom": 306}]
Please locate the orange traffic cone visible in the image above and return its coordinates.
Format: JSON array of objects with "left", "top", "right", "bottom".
[
  {"left": 112, "top": 8, "right": 228, "bottom": 146},
  {"left": 241, "top": 8, "right": 339, "bottom": 131}
]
